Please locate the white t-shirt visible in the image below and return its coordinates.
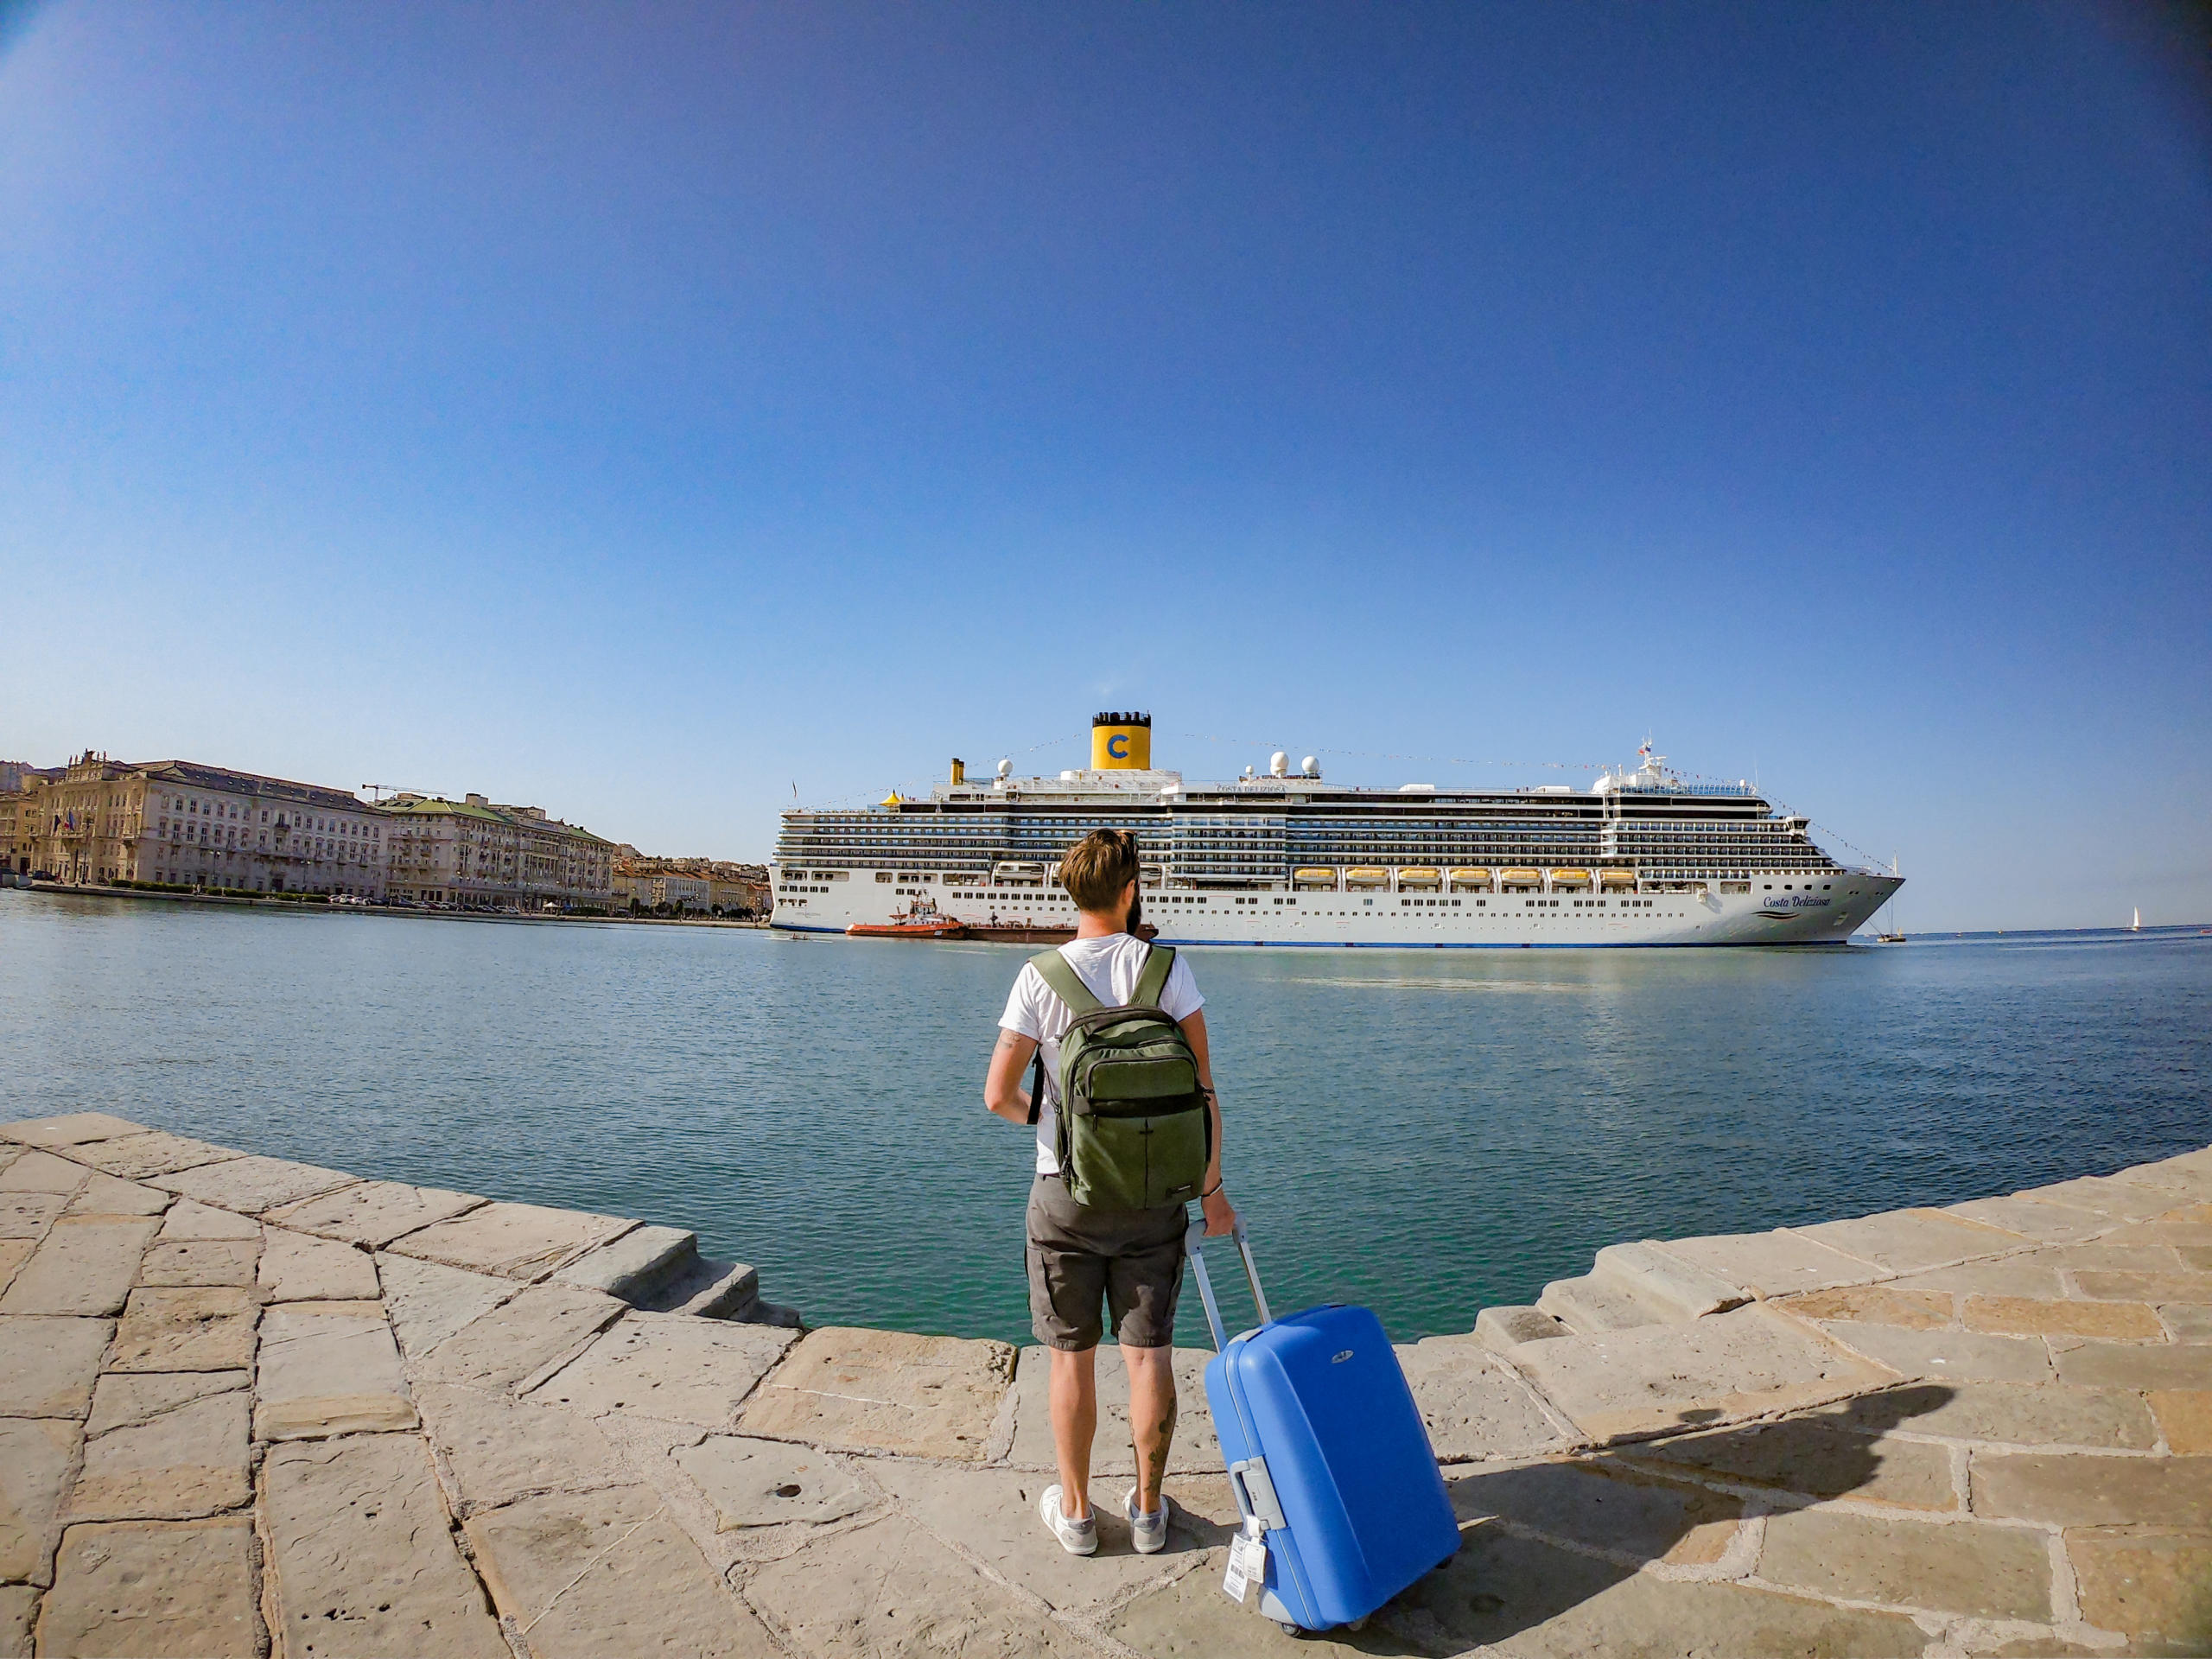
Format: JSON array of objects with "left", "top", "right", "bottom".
[{"left": 999, "top": 935, "right": 1204, "bottom": 1176}]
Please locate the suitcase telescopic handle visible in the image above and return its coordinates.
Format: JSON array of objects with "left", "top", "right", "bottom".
[{"left": 1185, "top": 1217, "right": 1272, "bottom": 1351}]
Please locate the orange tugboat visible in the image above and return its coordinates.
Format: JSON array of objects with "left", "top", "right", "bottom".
[{"left": 848, "top": 899, "right": 967, "bottom": 940}]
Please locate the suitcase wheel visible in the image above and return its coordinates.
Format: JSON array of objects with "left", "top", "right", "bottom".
[{"left": 1344, "top": 1616, "right": 1369, "bottom": 1632}]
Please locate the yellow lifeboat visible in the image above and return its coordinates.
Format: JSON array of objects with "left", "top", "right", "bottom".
[
  {"left": 1344, "top": 868, "right": 1389, "bottom": 888},
  {"left": 1600, "top": 869, "right": 1637, "bottom": 889},
  {"left": 1548, "top": 868, "right": 1592, "bottom": 887},
  {"left": 1294, "top": 867, "right": 1339, "bottom": 887},
  {"left": 1448, "top": 868, "right": 1491, "bottom": 890},
  {"left": 1396, "top": 867, "right": 1441, "bottom": 888},
  {"left": 1501, "top": 868, "right": 1542, "bottom": 888}
]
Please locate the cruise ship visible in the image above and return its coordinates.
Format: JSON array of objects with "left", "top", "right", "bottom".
[{"left": 772, "top": 713, "right": 1902, "bottom": 947}]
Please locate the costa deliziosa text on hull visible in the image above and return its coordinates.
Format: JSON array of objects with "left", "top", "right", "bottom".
[{"left": 772, "top": 714, "right": 1902, "bottom": 947}]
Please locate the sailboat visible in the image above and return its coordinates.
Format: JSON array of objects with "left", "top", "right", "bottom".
[
  {"left": 2131, "top": 908, "right": 2142, "bottom": 933},
  {"left": 1875, "top": 855, "right": 1906, "bottom": 943}
]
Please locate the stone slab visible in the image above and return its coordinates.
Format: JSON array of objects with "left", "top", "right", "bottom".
[
  {"left": 0, "top": 1216, "right": 160, "bottom": 1316},
  {"left": 1506, "top": 1304, "right": 1898, "bottom": 1443},
  {"left": 0, "top": 1586, "right": 29, "bottom": 1659},
  {"left": 0, "top": 1150, "right": 88, "bottom": 1193},
  {"left": 2055, "top": 1341, "right": 2212, "bottom": 1391},
  {"left": 0, "top": 1316, "right": 112, "bottom": 1418},
  {"left": 137, "top": 1237, "right": 258, "bottom": 1287},
  {"left": 259, "top": 1226, "right": 378, "bottom": 1301},
  {"left": 1143, "top": 1522, "right": 1921, "bottom": 1659},
  {"left": 255, "top": 1301, "right": 416, "bottom": 1440},
  {"left": 37, "top": 1517, "right": 258, "bottom": 1658},
  {"left": 1397, "top": 1337, "right": 1574, "bottom": 1461},
  {"left": 151, "top": 1154, "right": 355, "bottom": 1215},
  {"left": 2065, "top": 1527, "right": 2212, "bottom": 1651},
  {"left": 72, "top": 1131, "right": 238, "bottom": 1181},
  {"left": 1005, "top": 1344, "right": 1221, "bottom": 1475},
  {"left": 531, "top": 1312, "right": 796, "bottom": 1429},
  {"left": 1779, "top": 1285, "right": 1953, "bottom": 1328},
  {"left": 871, "top": 1459, "right": 1226, "bottom": 1617},
  {"left": 63, "top": 1171, "right": 171, "bottom": 1217},
  {"left": 1630, "top": 1389, "right": 1963, "bottom": 1511},
  {"left": 1884, "top": 1257, "right": 2070, "bottom": 1299},
  {"left": 1640, "top": 1228, "right": 1882, "bottom": 1299},
  {"left": 2076, "top": 1268, "right": 2212, "bottom": 1304},
  {"left": 65, "top": 1389, "right": 251, "bottom": 1520},
  {"left": 412, "top": 1382, "right": 632, "bottom": 1513},
  {"left": 1446, "top": 1458, "right": 1744, "bottom": 1567},
  {"left": 2117, "top": 1160, "right": 2212, "bottom": 1200},
  {"left": 0, "top": 1418, "right": 80, "bottom": 1585},
  {"left": 1945, "top": 1194, "right": 2118, "bottom": 1243},
  {"left": 674, "top": 1435, "right": 880, "bottom": 1531},
  {"left": 377, "top": 1250, "right": 517, "bottom": 1358},
  {"left": 1595, "top": 1241, "right": 1749, "bottom": 1320},
  {"left": 748, "top": 1510, "right": 1103, "bottom": 1657},
  {"left": 108, "top": 1287, "right": 258, "bottom": 1372},
  {"left": 465, "top": 1483, "right": 776, "bottom": 1658},
  {"left": 267, "top": 1179, "right": 485, "bottom": 1249},
  {"left": 0, "top": 1193, "right": 64, "bottom": 1240},
  {"left": 0, "top": 1112, "right": 147, "bottom": 1148},
  {"left": 1838, "top": 1381, "right": 2157, "bottom": 1449},
  {"left": 2168, "top": 1301, "right": 2212, "bottom": 1343},
  {"left": 156, "top": 1198, "right": 261, "bottom": 1241},
  {"left": 550, "top": 1223, "right": 694, "bottom": 1298},
  {"left": 84, "top": 1370, "right": 249, "bottom": 1436},
  {"left": 2150, "top": 1391, "right": 2212, "bottom": 1454},
  {"left": 1817, "top": 1320, "right": 2055, "bottom": 1383},
  {"left": 2025, "top": 1175, "right": 2193, "bottom": 1223},
  {"left": 406, "top": 1281, "right": 625, "bottom": 1394},
  {"left": 738, "top": 1326, "right": 1015, "bottom": 1460},
  {"left": 260, "top": 1433, "right": 508, "bottom": 1659},
  {"left": 1791, "top": 1206, "right": 2026, "bottom": 1273},
  {"left": 0, "top": 1239, "right": 27, "bottom": 1297},
  {"left": 1757, "top": 1506, "right": 2050, "bottom": 1620},
  {"left": 1965, "top": 1294, "right": 2164, "bottom": 1338},
  {"left": 386, "top": 1200, "right": 632, "bottom": 1281},
  {"left": 1973, "top": 1452, "right": 2212, "bottom": 1525}
]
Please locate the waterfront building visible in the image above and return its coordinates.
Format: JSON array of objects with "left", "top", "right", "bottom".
[
  {"left": 772, "top": 712, "right": 1904, "bottom": 946},
  {"left": 20, "top": 753, "right": 387, "bottom": 897},
  {"left": 379, "top": 793, "right": 612, "bottom": 911}
]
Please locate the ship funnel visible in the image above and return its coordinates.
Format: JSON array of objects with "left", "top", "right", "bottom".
[
  {"left": 950, "top": 758, "right": 965, "bottom": 785},
  {"left": 1090, "top": 710, "right": 1151, "bottom": 771}
]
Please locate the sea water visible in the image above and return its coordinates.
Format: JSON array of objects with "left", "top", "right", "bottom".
[{"left": 3, "top": 890, "right": 2206, "bottom": 1347}]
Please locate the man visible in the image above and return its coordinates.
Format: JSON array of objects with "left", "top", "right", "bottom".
[{"left": 984, "top": 828, "right": 1233, "bottom": 1556}]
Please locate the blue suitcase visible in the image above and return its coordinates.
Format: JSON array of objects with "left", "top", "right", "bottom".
[{"left": 1185, "top": 1219, "right": 1461, "bottom": 1633}]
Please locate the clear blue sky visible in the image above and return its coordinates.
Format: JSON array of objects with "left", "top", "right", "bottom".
[{"left": 3, "top": 3, "right": 2207, "bottom": 929}]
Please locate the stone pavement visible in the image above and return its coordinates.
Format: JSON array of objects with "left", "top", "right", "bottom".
[{"left": 1, "top": 1114, "right": 2207, "bottom": 1657}]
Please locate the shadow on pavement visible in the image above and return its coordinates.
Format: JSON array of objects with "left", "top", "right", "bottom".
[{"left": 1370, "top": 1382, "right": 1958, "bottom": 1655}]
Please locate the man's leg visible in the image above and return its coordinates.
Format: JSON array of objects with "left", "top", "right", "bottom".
[
  {"left": 1048, "top": 1344, "right": 1099, "bottom": 1518},
  {"left": 1122, "top": 1342, "right": 1176, "bottom": 1517}
]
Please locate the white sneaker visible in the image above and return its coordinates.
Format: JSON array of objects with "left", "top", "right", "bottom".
[
  {"left": 1124, "top": 1487, "right": 1169, "bottom": 1554},
  {"left": 1039, "top": 1484, "right": 1097, "bottom": 1555}
]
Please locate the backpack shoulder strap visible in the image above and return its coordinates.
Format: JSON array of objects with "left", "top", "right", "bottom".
[
  {"left": 1132, "top": 943, "right": 1176, "bottom": 1009},
  {"left": 1029, "top": 950, "right": 1103, "bottom": 1015}
]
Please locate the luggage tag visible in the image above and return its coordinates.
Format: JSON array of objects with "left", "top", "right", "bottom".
[{"left": 1221, "top": 1521, "right": 1268, "bottom": 1605}]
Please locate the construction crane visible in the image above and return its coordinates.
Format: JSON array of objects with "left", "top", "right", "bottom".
[{"left": 359, "top": 785, "right": 431, "bottom": 804}]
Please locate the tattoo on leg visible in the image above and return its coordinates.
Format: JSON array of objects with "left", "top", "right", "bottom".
[{"left": 1146, "top": 1395, "right": 1176, "bottom": 1497}]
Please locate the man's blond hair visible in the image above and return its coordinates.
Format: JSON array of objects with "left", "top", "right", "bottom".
[{"left": 1059, "top": 829, "right": 1140, "bottom": 914}]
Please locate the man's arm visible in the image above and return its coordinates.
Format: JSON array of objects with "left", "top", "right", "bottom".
[
  {"left": 1179, "top": 1008, "right": 1236, "bottom": 1236},
  {"left": 983, "top": 1028, "right": 1038, "bottom": 1123}
]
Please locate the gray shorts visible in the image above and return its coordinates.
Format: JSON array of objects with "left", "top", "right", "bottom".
[{"left": 1026, "top": 1174, "right": 1187, "bottom": 1351}]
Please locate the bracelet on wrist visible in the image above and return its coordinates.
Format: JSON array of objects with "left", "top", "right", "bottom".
[{"left": 1201, "top": 1181, "right": 1224, "bottom": 1198}]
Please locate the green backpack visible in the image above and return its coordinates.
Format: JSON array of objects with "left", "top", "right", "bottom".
[{"left": 1026, "top": 944, "right": 1211, "bottom": 1211}]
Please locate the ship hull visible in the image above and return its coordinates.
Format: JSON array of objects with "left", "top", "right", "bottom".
[{"left": 773, "top": 874, "right": 1904, "bottom": 947}]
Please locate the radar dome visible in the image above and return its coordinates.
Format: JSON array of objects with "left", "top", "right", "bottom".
[
  {"left": 996, "top": 758, "right": 1012, "bottom": 779},
  {"left": 1269, "top": 751, "right": 1288, "bottom": 777},
  {"left": 1301, "top": 756, "right": 1319, "bottom": 777}
]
